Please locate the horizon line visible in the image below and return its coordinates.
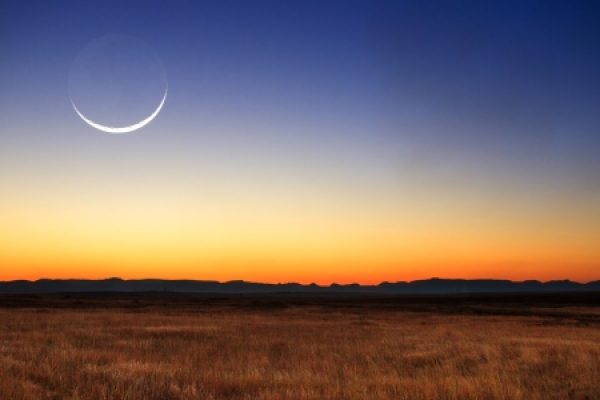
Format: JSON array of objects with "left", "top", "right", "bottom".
[{"left": 2, "top": 276, "right": 599, "bottom": 285}]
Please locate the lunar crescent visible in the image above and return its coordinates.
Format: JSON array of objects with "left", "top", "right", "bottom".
[{"left": 71, "top": 87, "right": 167, "bottom": 134}]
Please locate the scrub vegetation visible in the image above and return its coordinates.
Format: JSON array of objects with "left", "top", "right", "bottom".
[{"left": 0, "top": 294, "right": 599, "bottom": 399}]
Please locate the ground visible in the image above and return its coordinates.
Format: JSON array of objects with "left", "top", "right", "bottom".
[{"left": 0, "top": 293, "right": 599, "bottom": 399}]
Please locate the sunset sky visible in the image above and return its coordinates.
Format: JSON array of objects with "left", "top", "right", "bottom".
[{"left": 1, "top": 0, "right": 599, "bottom": 283}]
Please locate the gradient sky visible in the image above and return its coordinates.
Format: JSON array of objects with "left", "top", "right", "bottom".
[{"left": 1, "top": 0, "right": 599, "bottom": 283}]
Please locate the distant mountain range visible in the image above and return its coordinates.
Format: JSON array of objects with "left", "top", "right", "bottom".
[{"left": 0, "top": 278, "right": 599, "bottom": 294}]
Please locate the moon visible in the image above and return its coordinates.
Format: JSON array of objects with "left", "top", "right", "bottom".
[
  {"left": 69, "top": 35, "right": 167, "bottom": 135},
  {"left": 71, "top": 86, "right": 167, "bottom": 134}
]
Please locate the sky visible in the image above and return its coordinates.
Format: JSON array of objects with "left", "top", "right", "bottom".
[{"left": 1, "top": 0, "right": 599, "bottom": 283}]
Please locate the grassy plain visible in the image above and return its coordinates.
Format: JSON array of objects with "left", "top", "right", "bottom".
[{"left": 0, "top": 294, "right": 599, "bottom": 399}]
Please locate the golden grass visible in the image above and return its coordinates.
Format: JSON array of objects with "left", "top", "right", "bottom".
[{"left": 0, "top": 304, "right": 598, "bottom": 399}]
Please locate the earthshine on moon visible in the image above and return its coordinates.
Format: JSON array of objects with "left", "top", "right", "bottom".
[{"left": 68, "top": 35, "right": 167, "bottom": 134}]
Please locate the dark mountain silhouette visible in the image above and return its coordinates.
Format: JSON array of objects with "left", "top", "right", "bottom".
[{"left": 0, "top": 278, "right": 599, "bottom": 294}]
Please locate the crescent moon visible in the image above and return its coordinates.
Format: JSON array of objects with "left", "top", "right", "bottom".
[{"left": 71, "top": 87, "right": 167, "bottom": 134}]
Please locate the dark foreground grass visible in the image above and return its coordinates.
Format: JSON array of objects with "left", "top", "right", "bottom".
[{"left": 0, "top": 294, "right": 599, "bottom": 399}]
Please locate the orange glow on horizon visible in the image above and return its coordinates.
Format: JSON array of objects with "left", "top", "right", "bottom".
[{"left": 1, "top": 159, "right": 598, "bottom": 284}]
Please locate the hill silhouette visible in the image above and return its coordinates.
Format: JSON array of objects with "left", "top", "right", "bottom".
[{"left": 0, "top": 278, "right": 599, "bottom": 294}]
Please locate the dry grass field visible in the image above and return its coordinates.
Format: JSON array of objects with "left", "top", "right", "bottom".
[{"left": 0, "top": 294, "right": 599, "bottom": 400}]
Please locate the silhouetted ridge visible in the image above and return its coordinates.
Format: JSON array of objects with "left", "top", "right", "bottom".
[{"left": 0, "top": 278, "right": 599, "bottom": 294}]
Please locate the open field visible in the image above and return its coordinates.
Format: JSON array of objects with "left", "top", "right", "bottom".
[{"left": 0, "top": 294, "right": 599, "bottom": 399}]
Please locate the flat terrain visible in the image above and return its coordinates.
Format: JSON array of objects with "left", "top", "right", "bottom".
[{"left": 0, "top": 293, "right": 599, "bottom": 400}]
